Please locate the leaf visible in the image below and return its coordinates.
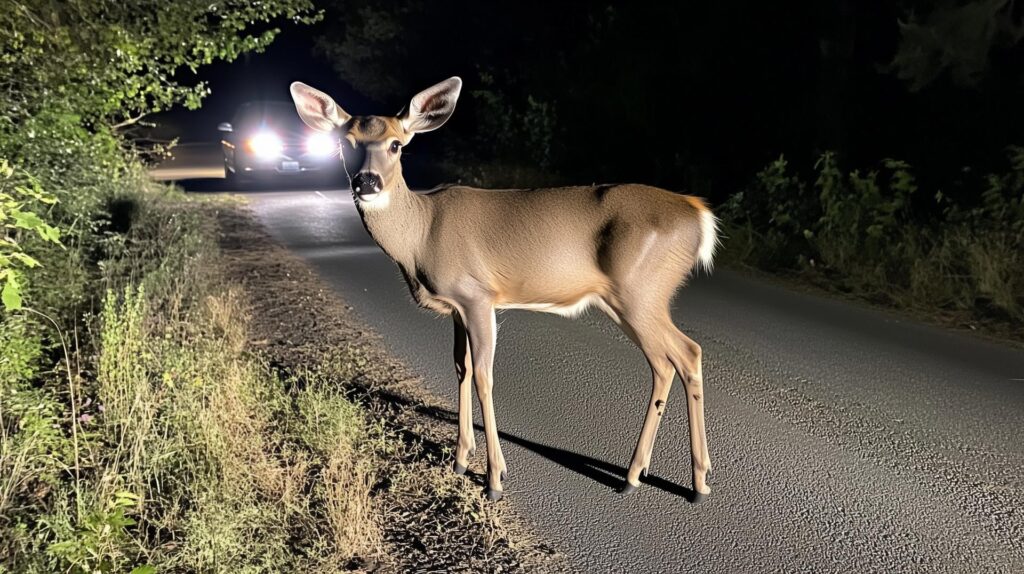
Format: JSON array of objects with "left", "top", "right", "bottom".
[
  {"left": 10, "top": 252, "right": 40, "bottom": 268},
  {"left": 114, "top": 491, "right": 141, "bottom": 507},
  {"left": 109, "top": 515, "right": 136, "bottom": 527},
  {"left": 39, "top": 224, "right": 61, "bottom": 244},
  {"left": 10, "top": 209, "right": 44, "bottom": 230},
  {"left": 2, "top": 271, "right": 22, "bottom": 310},
  {"left": 130, "top": 566, "right": 157, "bottom": 574}
]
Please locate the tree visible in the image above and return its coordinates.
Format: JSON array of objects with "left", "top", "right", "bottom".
[
  {"left": 1, "top": 0, "right": 320, "bottom": 129},
  {"left": 0, "top": 0, "right": 319, "bottom": 310},
  {"left": 888, "top": 0, "right": 1024, "bottom": 90}
]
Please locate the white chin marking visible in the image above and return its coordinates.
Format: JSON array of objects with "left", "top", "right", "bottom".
[{"left": 357, "top": 192, "right": 390, "bottom": 209}]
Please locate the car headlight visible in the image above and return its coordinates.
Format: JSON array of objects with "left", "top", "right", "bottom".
[
  {"left": 247, "top": 132, "right": 283, "bottom": 159},
  {"left": 306, "top": 132, "right": 338, "bottom": 156}
]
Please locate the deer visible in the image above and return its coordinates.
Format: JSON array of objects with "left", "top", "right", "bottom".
[{"left": 289, "top": 77, "right": 716, "bottom": 503}]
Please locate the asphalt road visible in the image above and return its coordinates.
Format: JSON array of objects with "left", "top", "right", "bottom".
[{"left": 171, "top": 160, "right": 1024, "bottom": 571}]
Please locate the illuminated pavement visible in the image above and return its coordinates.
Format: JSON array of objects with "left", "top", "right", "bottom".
[
  {"left": 170, "top": 158, "right": 1024, "bottom": 571},
  {"left": 149, "top": 143, "right": 225, "bottom": 181}
]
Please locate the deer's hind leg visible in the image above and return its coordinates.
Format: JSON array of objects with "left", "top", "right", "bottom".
[
  {"left": 667, "top": 327, "right": 711, "bottom": 499},
  {"left": 610, "top": 291, "right": 711, "bottom": 501},
  {"left": 617, "top": 313, "right": 678, "bottom": 495},
  {"left": 618, "top": 315, "right": 710, "bottom": 501}
]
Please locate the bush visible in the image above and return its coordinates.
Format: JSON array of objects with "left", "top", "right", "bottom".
[
  {"left": 720, "top": 148, "right": 1024, "bottom": 323},
  {"left": 0, "top": 2, "right": 329, "bottom": 571},
  {"left": 0, "top": 160, "right": 62, "bottom": 311},
  {"left": 1, "top": 0, "right": 318, "bottom": 317}
]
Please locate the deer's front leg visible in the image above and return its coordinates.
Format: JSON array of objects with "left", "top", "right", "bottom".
[
  {"left": 463, "top": 303, "right": 507, "bottom": 501},
  {"left": 452, "top": 313, "right": 476, "bottom": 475}
]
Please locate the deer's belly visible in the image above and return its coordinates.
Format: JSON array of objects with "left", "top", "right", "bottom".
[{"left": 495, "top": 294, "right": 619, "bottom": 321}]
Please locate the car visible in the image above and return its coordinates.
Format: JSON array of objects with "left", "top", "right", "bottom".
[{"left": 218, "top": 101, "right": 341, "bottom": 183}]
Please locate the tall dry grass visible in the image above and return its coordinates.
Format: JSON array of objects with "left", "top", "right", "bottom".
[{"left": 2, "top": 196, "right": 385, "bottom": 573}]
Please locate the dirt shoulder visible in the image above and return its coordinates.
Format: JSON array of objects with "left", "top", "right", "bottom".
[{"left": 213, "top": 204, "right": 571, "bottom": 573}]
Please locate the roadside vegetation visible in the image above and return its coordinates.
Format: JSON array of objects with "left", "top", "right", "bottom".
[
  {"left": 3, "top": 188, "right": 382, "bottom": 572},
  {"left": 719, "top": 149, "right": 1024, "bottom": 333},
  {"left": 2, "top": 2, "right": 563, "bottom": 572}
]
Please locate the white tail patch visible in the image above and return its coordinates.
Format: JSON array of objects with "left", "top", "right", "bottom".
[{"left": 697, "top": 208, "right": 719, "bottom": 273}]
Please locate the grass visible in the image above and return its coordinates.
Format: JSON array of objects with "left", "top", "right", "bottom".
[
  {"left": 1, "top": 188, "right": 565, "bottom": 573},
  {"left": 2, "top": 192, "right": 380, "bottom": 572}
]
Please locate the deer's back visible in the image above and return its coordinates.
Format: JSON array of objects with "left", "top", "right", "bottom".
[{"left": 418, "top": 184, "right": 707, "bottom": 307}]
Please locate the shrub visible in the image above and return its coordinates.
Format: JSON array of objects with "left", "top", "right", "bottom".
[
  {"left": 1, "top": 2, "right": 324, "bottom": 571},
  {"left": 720, "top": 148, "right": 1024, "bottom": 323},
  {"left": 0, "top": 160, "right": 62, "bottom": 311}
]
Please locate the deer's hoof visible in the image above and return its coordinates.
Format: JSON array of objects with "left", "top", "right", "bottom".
[
  {"left": 620, "top": 482, "right": 639, "bottom": 496},
  {"left": 484, "top": 488, "right": 504, "bottom": 502},
  {"left": 690, "top": 490, "right": 709, "bottom": 504},
  {"left": 453, "top": 462, "right": 468, "bottom": 475}
]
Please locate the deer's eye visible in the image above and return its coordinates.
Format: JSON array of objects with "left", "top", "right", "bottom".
[{"left": 389, "top": 141, "right": 401, "bottom": 154}]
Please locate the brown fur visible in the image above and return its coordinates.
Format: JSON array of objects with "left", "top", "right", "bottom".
[
  {"left": 348, "top": 116, "right": 406, "bottom": 143},
  {"left": 401, "top": 184, "right": 704, "bottom": 315},
  {"left": 290, "top": 78, "right": 715, "bottom": 501}
]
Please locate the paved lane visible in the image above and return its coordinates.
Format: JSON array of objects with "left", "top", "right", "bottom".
[{"left": 242, "top": 187, "right": 1024, "bottom": 573}]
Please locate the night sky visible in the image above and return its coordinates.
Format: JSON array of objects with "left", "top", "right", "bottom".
[
  {"left": 163, "top": 1, "right": 1024, "bottom": 201},
  {"left": 159, "top": 29, "right": 360, "bottom": 141}
]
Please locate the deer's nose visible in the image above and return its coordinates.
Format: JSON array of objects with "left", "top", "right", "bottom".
[{"left": 351, "top": 172, "right": 383, "bottom": 198}]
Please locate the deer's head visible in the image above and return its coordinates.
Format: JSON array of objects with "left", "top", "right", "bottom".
[{"left": 289, "top": 77, "right": 462, "bottom": 205}]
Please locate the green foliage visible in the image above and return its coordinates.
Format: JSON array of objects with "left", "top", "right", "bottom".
[
  {"left": 1, "top": 188, "right": 390, "bottom": 571},
  {"left": 0, "top": 160, "right": 62, "bottom": 310},
  {"left": 724, "top": 155, "right": 814, "bottom": 264},
  {"left": 813, "top": 154, "right": 917, "bottom": 278},
  {"left": 0, "top": 1, "right": 331, "bottom": 571},
  {"left": 296, "top": 389, "right": 366, "bottom": 456},
  {"left": 721, "top": 148, "right": 1024, "bottom": 322},
  {"left": 0, "top": 316, "right": 65, "bottom": 521},
  {"left": 460, "top": 73, "right": 561, "bottom": 185},
  {"left": 44, "top": 491, "right": 145, "bottom": 574},
  {"left": 1, "top": 0, "right": 319, "bottom": 127},
  {"left": 0, "top": 0, "right": 317, "bottom": 315}
]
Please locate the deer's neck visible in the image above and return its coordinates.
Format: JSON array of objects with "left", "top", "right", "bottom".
[{"left": 356, "top": 174, "right": 431, "bottom": 271}]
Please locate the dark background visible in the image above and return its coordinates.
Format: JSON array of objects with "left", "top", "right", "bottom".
[{"left": 164, "top": 0, "right": 1024, "bottom": 202}]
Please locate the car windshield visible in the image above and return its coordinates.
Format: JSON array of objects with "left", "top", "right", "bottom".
[{"left": 232, "top": 102, "right": 307, "bottom": 135}]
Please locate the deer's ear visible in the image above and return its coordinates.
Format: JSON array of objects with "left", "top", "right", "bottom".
[
  {"left": 290, "top": 82, "right": 351, "bottom": 132},
  {"left": 401, "top": 77, "right": 462, "bottom": 134}
]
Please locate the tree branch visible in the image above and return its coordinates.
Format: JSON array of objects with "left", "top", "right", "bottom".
[{"left": 110, "top": 112, "right": 150, "bottom": 131}]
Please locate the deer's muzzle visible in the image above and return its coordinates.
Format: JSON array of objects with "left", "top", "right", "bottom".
[{"left": 351, "top": 172, "right": 383, "bottom": 200}]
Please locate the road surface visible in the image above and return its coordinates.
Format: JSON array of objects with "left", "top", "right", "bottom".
[{"left": 170, "top": 159, "right": 1024, "bottom": 572}]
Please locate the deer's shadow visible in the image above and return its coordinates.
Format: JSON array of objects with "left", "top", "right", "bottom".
[{"left": 416, "top": 403, "right": 698, "bottom": 501}]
